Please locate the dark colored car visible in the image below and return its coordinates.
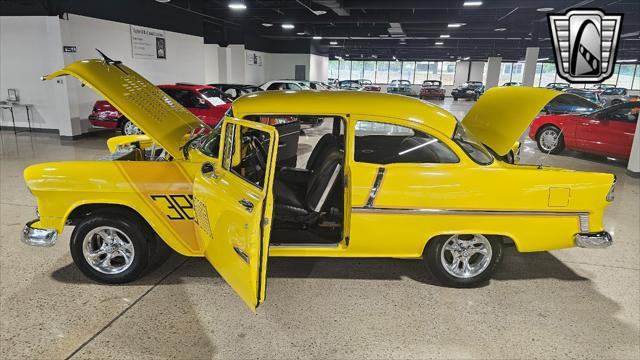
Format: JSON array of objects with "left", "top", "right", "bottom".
[
  {"left": 451, "top": 81, "right": 484, "bottom": 101},
  {"left": 543, "top": 92, "right": 603, "bottom": 115},
  {"left": 502, "top": 82, "right": 522, "bottom": 86},
  {"left": 545, "top": 83, "right": 570, "bottom": 91},
  {"left": 419, "top": 80, "right": 445, "bottom": 100},
  {"left": 89, "top": 84, "right": 231, "bottom": 134},
  {"left": 530, "top": 101, "right": 638, "bottom": 160},
  {"left": 208, "top": 84, "right": 262, "bottom": 100},
  {"left": 386, "top": 80, "right": 413, "bottom": 96},
  {"left": 564, "top": 88, "right": 605, "bottom": 106},
  {"left": 338, "top": 80, "right": 362, "bottom": 90}
]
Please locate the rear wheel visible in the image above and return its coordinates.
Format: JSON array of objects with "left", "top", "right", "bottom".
[
  {"left": 424, "top": 234, "right": 503, "bottom": 287},
  {"left": 611, "top": 99, "right": 622, "bottom": 105},
  {"left": 536, "top": 125, "right": 565, "bottom": 154}
]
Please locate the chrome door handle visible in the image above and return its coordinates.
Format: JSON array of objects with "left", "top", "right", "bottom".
[
  {"left": 239, "top": 199, "right": 254, "bottom": 213},
  {"left": 201, "top": 162, "right": 218, "bottom": 179}
]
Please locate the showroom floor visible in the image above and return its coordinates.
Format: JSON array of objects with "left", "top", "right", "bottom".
[{"left": 1, "top": 99, "right": 638, "bottom": 359}]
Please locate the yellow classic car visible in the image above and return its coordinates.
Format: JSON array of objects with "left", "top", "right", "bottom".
[{"left": 22, "top": 59, "right": 615, "bottom": 311}]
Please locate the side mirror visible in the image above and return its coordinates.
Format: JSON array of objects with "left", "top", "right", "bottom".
[{"left": 201, "top": 161, "right": 218, "bottom": 179}]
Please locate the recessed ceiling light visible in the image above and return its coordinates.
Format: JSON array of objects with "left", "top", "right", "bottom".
[
  {"left": 440, "top": 34, "right": 450, "bottom": 38},
  {"left": 536, "top": 7, "right": 554, "bottom": 12},
  {"left": 228, "top": 2, "right": 247, "bottom": 10},
  {"left": 155, "top": 0, "right": 171, "bottom": 3},
  {"left": 281, "top": 24, "right": 295, "bottom": 29},
  {"left": 262, "top": 23, "right": 273, "bottom": 27},
  {"left": 296, "top": 32, "right": 307, "bottom": 35},
  {"left": 618, "top": 59, "right": 638, "bottom": 63},
  {"left": 537, "top": 57, "right": 549, "bottom": 61},
  {"left": 463, "top": 56, "right": 470, "bottom": 60},
  {"left": 435, "top": 41, "right": 444, "bottom": 45},
  {"left": 345, "top": 54, "right": 349, "bottom": 57},
  {"left": 448, "top": 23, "right": 466, "bottom": 28},
  {"left": 494, "top": 28, "right": 507, "bottom": 32},
  {"left": 312, "top": 36, "right": 322, "bottom": 40},
  {"left": 463, "top": 1, "right": 482, "bottom": 6},
  {"left": 330, "top": 41, "right": 338, "bottom": 45}
]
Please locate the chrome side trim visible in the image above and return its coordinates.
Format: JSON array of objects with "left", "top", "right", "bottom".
[
  {"left": 365, "top": 167, "right": 385, "bottom": 208},
  {"left": 313, "top": 164, "right": 342, "bottom": 212},
  {"left": 233, "top": 246, "right": 250, "bottom": 264},
  {"left": 579, "top": 214, "right": 590, "bottom": 232},
  {"left": 352, "top": 207, "right": 589, "bottom": 217}
]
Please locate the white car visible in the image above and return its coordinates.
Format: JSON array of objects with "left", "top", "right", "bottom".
[{"left": 259, "top": 80, "right": 310, "bottom": 91}]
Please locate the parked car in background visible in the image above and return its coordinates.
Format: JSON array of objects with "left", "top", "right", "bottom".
[
  {"left": 545, "top": 83, "right": 570, "bottom": 91},
  {"left": 564, "top": 88, "right": 605, "bottom": 106},
  {"left": 386, "top": 79, "right": 413, "bottom": 96},
  {"left": 89, "top": 84, "right": 231, "bottom": 135},
  {"left": 451, "top": 81, "right": 484, "bottom": 101},
  {"left": 503, "top": 82, "right": 522, "bottom": 86},
  {"left": 357, "top": 79, "right": 381, "bottom": 92},
  {"left": 589, "top": 83, "right": 615, "bottom": 93},
  {"left": 208, "top": 83, "right": 262, "bottom": 100},
  {"left": 419, "top": 80, "right": 445, "bottom": 100},
  {"left": 600, "top": 87, "right": 630, "bottom": 106},
  {"left": 338, "top": 79, "right": 362, "bottom": 90},
  {"left": 260, "top": 80, "right": 310, "bottom": 91},
  {"left": 543, "top": 92, "right": 603, "bottom": 115},
  {"left": 530, "top": 101, "right": 638, "bottom": 160},
  {"left": 328, "top": 78, "right": 338, "bottom": 86}
]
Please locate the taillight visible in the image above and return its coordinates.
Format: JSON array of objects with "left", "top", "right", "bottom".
[{"left": 606, "top": 175, "right": 616, "bottom": 202}]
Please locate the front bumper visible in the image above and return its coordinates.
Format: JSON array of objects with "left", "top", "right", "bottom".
[
  {"left": 575, "top": 231, "right": 612, "bottom": 248},
  {"left": 22, "top": 219, "right": 58, "bottom": 247}
]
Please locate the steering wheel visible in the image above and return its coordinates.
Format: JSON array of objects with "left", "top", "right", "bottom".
[{"left": 249, "top": 135, "right": 268, "bottom": 170}]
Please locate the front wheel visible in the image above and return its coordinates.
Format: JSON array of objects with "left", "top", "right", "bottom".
[
  {"left": 424, "top": 234, "right": 503, "bottom": 287},
  {"left": 70, "top": 213, "right": 151, "bottom": 284},
  {"left": 452, "top": 96, "right": 458, "bottom": 101},
  {"left": 536, "top": 125, "right": 565, "bottom": 154},
  {"left": 121, "top": 118, "right": 142, "bottom": 135}
]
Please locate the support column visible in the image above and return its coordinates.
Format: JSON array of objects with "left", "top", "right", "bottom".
[
  {"left": 522, "top": 47, "right": 539, "bottom": 86},
  {"left": 485, "top": 57, "right": 502, "bottom": 89},
  {"left": 627, "top": 120, "right": 640, "bottom": 177}
]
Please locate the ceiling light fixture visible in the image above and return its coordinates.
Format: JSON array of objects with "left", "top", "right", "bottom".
[
  {"left": 618, "top": 59, "right": 638, "bottom": 63},
  {"left": 262, "top": 23, "right": 273, "bottom": 27},
  {"left": 536, "top": 7, "right": 554, "bottom": 12},
  {"left": 345, "top": 54, "right": 349, "bottom": 57},
  {"left": 312, "top": 36, "right": 322, "bottom": 40},
  {"left": 435, "top": 41, "right": 444, "bottom": 45},
  {"left": 330, "top": 41, "right": 338, "bottom": 45},
  {"left": 296, "top": 32, "right": 306, "bottom": 35},
  {"left": 537, "top": 57, "right": 549, "bottom": 61},
  {"left": 448, "top": 23, "right": 466, "bottom": 28},
  {"left": 295, "top": 0, "right": 327, "bottom": 16},
  {"left": 228, "top": 1, "right": 247, "bottom": 10},
  {"left": 494, "top": 28, "right": 506, "bottom": 32},
  {"left": 281, "top": 24, "right": 295, "bottom": 29},
  {"left": 155, "top": 0, "right": 171, "bottom": 3},
  {"left": 463, "top": 56, "right": 470, "bottom": 60},
  {"left": 463, "top": 1, "right": 483, "bottom": 6},
  {"left": 440, "top": 34, "right": 450, "bottom": 38}
]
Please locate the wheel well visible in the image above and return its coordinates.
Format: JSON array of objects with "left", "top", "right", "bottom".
[{"left": 67, "top": 203, "right": 147, "bottom": 229}]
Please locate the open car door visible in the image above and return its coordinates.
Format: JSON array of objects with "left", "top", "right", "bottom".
[{"left": 193, "top": 118, "right": 278, "bottom": 311}]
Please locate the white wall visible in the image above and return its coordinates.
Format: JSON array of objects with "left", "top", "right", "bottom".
[
  {"left": 0, "top": 16, "right": 73, "bottom": 134},
  {"left": 204, "top": 44, "right": 220, "bottom": 84},
  {"left": 226, "top": 44, "right": 246, "bottom": 84},
  {"left": 453, "top": 61, "right": 470, "bottom": 86},
  {"left": 469, "top": 61, "right": 485, "bottom": 82},
  {"left": 309, "top": 54, "right": 329, "bottom": 82},
  {"left": 268, "top": 53, "right": 311, "bottom": 80},
  {"left": 244, "top": 50, "right": 269, "bottom": 85}
]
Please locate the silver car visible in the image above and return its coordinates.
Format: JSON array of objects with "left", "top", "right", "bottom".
[{"left": 600, "top": 87, "right": 630, "bottom": 106}]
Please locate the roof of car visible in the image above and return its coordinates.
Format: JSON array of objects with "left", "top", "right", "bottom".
[
  {"left": 233, "top": 90, "right": 458, "bottom": 137},
  {"left": 159, "top": 84, "right": 215, "bottom": 91}
]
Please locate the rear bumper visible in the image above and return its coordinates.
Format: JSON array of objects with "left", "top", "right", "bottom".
[
  {"left": 88, "top": 116, "right": 119, "bottom": 129},
  {"left": 575, "top": 231, "right": 612, "bottom": 248},
  {"left": 21, "top": 219, "right": 58, "bottom": 247}
]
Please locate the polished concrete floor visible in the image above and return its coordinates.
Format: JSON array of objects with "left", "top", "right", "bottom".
[{"left": 1, "top": 98, "right": 639, "bottom": 359}]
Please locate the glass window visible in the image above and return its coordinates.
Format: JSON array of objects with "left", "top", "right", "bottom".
[
  {"left": 363, "top": 61, "right": 376, "bottom": 82},
  {"left": 350, "top": 61, "right": 364, "bottom": 81},
  {"left": 375, "top": 61, "right": 389, "bottom": 84},
  {"left": 453, "top": 125, "right": 493, "bottom": 165},
  {"left": 428, "top": 62, "right": 442, "bottom": 81},
  {"left": 388, "top": 61, "right": 401, "bottom": 82},
  {"left": 540, "top": 63, "right": 557, "bottom": 88},
  {"left": 482, "top": 62, "right": 488, "bottom": 84},
  {"left": 604, "top": 64, "right": 619, "bottom": 85},
  {"left": 617, "top": 64, "right": 635, "bottom": 89},
  {"left": 338, "top": 61, "right": 351, "bottom": 80},
  {"left": 162, "top": 89, "right": 208, "bottom": 109},
  {"left": 354, "top": 121, "right": 459, "bottom": 164},
  {"left": 499, "top": 63, "right": 512, "bottom": 85},
  {"left": 415, "top": 61, "right": 430, "bottom": 84},
  {"left": 632, "top": 65, "right": 640, "bottom": 90},
  {"left": 328, "top": 60, "right": 339, "bottom": 79},
  {"left": 402, "top": 61, "right": 416, "bottom": 83},
  {"left": 533, "top": 63, "right": 543, "bottom": 87},
  {"left": 511, "top": 63, "right": 524, "bottom": 83},
  {"left": 222, "top": 123, "right": 271, "bottom": 189},
  {"left": 441, "top": 62, "right": 456, "bottom": 85}
]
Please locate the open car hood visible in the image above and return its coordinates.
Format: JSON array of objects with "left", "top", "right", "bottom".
[
  {"left": 461, "top": 87, "right": 562, "bottom": 156},
  {"left": 44, "top": 59, "right": 207, "bottom": 159}
]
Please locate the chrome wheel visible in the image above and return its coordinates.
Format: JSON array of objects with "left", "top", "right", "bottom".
[
  {"left": 123, "top": 121, "right": 141, "bottom": 135},
  {"left": 539, "top": 128, "right": 559, "bottom": 152},
  {"left": 82, "top": 226, "right": 135, "bottom": 274},
  {"left": 440, "top": 234, "right": 492, "bottom": 279}
]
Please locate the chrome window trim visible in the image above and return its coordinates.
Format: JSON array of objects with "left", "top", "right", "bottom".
[
  {"left": 365, "top": 167, "right": 386, "bottom": 208},
  {"left": 352, "top": 207, "right": 589, "bottom": 217},
  {"left": 270, "top": 243, "right": 340, "bottom": 248}
]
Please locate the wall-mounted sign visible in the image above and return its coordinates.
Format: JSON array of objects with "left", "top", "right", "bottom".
[
  {"left": 246, "top": 51, "right": 263, "bottom": 66},
  {"left": 63, "top": 46, "right": 77, "bottom": 53},
  {"left": 130, "top": 25, "right": 166, "bottom": 60}
]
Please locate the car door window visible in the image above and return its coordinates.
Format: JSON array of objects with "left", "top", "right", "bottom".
[
  {"left": 608, "top": 106, "right": 639, "bottom": 122},
  {"left": 354, "top": 120, "right": 459, "bottom": 164},
  {"left": 287, "top": 83, "right": 302, "bottom": 90},
  {"left": 222, "top": 122, "right": 271, "bottom": 189},
  {"left": 267, "top": 83, "right": 283, "bottom": 90}
]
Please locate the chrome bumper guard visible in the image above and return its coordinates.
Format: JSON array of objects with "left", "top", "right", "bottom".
[
  {"left": 575, "top": 231, "right": 612, "bottom": 248},
  {"left": 21, "top": 219, "right": 58, "bottom": 247}
]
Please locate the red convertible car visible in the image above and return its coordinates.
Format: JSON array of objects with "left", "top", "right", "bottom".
[
  {"left": 89, "top": 83, "right": 231, "bottom": 134},
  {"left": 530, "top": 101, "right": 639, "bottom": 160}
]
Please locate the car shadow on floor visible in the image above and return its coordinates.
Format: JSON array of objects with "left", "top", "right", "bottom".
[{"left": 50, "top": 248, "right": 586, "bottom": 287}]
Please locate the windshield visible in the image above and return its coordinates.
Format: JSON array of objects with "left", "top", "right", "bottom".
[
  {"left": 453, "top": 124, "right": 494, "bottom": 165},
  {"left": 198, "top": 121, "right": 223, "bottom": 157},
  {"left": 199, "top": 88, "right": 230, "bottom": 106}
]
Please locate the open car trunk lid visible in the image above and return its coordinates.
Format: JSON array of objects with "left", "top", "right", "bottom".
[
  {"left": 461, "top": 87, "right": 562, "bottom": 156},
  {"left": 43, "top": 59, "right": 207, "bottom": 159}
]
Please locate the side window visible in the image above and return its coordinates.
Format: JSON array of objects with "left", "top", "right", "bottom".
[
  {"left": 287, "top": 83, "right": 302, "bottom": 90},
  {"left": 354, "top": 121, "right": 459, "bottom": 164},
  {"left": 267, "top": 83, "right": 282, "bottom": 91},
  {"left": 222, "top": 123, "right": 271, "bottom": 189}
]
